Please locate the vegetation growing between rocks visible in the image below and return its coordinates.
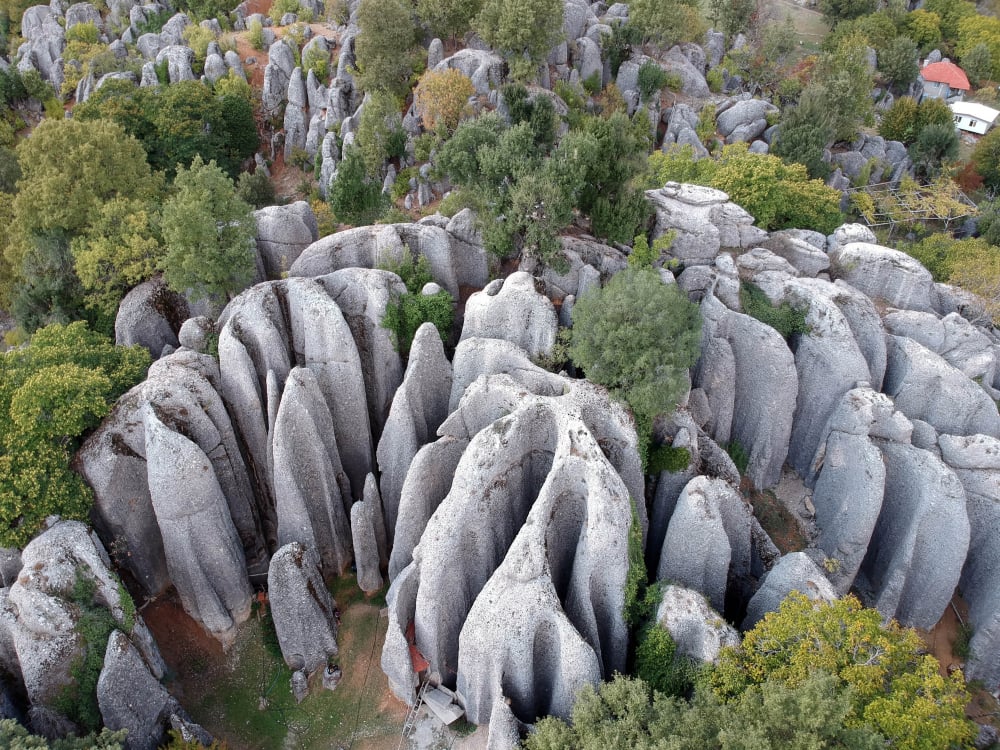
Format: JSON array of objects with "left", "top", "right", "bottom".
[
  {"left": 739, "top": 282, "right": 810, "bottom": 340},
  {"left": 0, "top": 719, "right": 125, "bottom": 749}
]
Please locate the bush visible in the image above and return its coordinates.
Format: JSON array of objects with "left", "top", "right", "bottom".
[
  {"left": 740, "top": 281, "right": 810, "bottom": 340},
  {"left": 248, "top": 18, "right": 265, "bottom": 50},
  {"left": 636, "top": 626, "right": 698, "bottom": 697},
  {"left": 706, "top": 66, "right": 723, "bottom": 92},
  {"left": 381, "top": 289, "right": 454, "bottom": 355},
  {"left": 303, "top": 42, "right": 330, "bottom": 82},
  {"left": 724, "top": 440, "right": 749, "bottom": 476},
  {"left": 647, "top": 444, "right": 691, "bottom": 474},
  {"left": 582, "top": 70, "right": 602, "bottom": 96},
  {"left": 637, "top": 60, "right": 669, "bottom": 100},
  {"left": 236, "top": 169, "right": 277, "bottom": 208},
  {"left": 269, "top": 0, "right": 301, "bottom": 23}
]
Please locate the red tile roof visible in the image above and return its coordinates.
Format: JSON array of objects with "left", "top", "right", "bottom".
[{"left": 920, "top": 61, "right": 971, "bottom": 90}]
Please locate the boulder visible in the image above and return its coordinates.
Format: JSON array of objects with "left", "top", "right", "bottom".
[
  {"left": 693, "top": 295, "right": 797, "bottom": 489},
  {"left": 654, "top": 585, "right": 739, "bottom": 663},
  {"left": 715, "top": 98, "right": 777, "bottom": 138},
  {"left": 351, "top": 492, "right": 384, "bottom": 593},
  {"left": 656, "top": 476, "right": 752, "bottom": 614},
  {"left": 575, "top": 36, "right": 602, "bottom": 83},
  {"left": 830, "top": 242, "right": 935, "bottom": 312},
  {"left": 143, "top": 407, "right": 253, "bottom": 645},
  {"left": 377, "top": 322, "right": 452, "bottom": 541},
  {"left": 859, "top": 442, "right": 969, "bottom": 629},
  {"left": 154, "top": 45, "right": 194, "bottom": 83},
  {"left": 271, "top": 367, "right": 354, "bottom": 577},
  {"left": 809, "top": 388, "right": 902, "bottom": 594},
  {"left": 783, "top": 279, "right": 873, "bottom": 480},
  {"left": 433, "top": 49, "right": 504, "bottom": 95},
  {"left": 758, "top": 231, "right": 830, "bottom": 277},
  {"left": 883, "top": 335, "right": 1000, "bottom": 438},
  {"left": 461, "top": 272, "right": 557, "bottom": 358},
  {"left": 267, "top": 542, "right": 338, "bottom": 674},
  {"left": 114, "top": 278, "right": 189, "bottom": 358},
  {"left": 741, "top": 552, "right": 836, "bottom": 629},
  {"left": 646, "top": 183, "right": 766, "bottom": 265},
  {"left": 97, "top": 631, "right": 174, "bottom": 750},
  {"left": 448, "top": 337, "right": 565, "bottom": 412},
  {"left": 661, "top": 45, "right": 709, "bottom": 97},
  {"left": 826, "top": 223, "right": 876, "bottom": 254}
]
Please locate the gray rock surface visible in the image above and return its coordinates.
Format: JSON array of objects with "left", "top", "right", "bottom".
[
  {"left": 858, "top": 441, "right": 969, "bottom": 629},
  {"left": 114, "top": 278, "right": 189, "bottom": 358},
  {"left": 254, "top": 201, "right": 319, "bottom": 279},
  {"left": 433, "top": 49, "right": 504, "bottom": 95},
  {"left": 271, "top": 366, "right": 354, "bottom": 577},
  {"left": 694, "top": 295, "right": 797, "bottom": 489},
  {"left": 884, "top": 335, "right": 1000, "bottom": 438},
  {"left": 267, "top": 542, "right": 338, "bottom": 674},
  {"left": 448, "top": 337, "right": 565, "bottom": 413},
  {"left": 646, "top": 183, "right": 767, "bottom": 265},
  {"left": 654, "top": 585, "right": 739, "bottom": 664},
  {"left": 742, "top": 552, "right": 836, "bottom": 629},
  {"left": 97, "top": 630, "right": 174, "bottom": 750},
  {"left": 759, "top": 231, "right": 830, "bottom": 277},
  {"left": 384, "top": 377, "right": 640, "bottom": 721},
  {"left": 715, "top": 98, "right": 777, "bottom": 138},
  {"left": 809, "top": 388, "right": 905, "bottom": 594},
  {"left": 351, "top": 495, "right": 383, "bottom": 593},
  {"left": 154, "top": 45, "right": 194, "bottom": 83},
  {"left": 829, "top": 242, "right": 936, "bottom": 312},
  {"left": 461, "top": 273, "right": 557, "bottom": 357},
  {"left": 144, "top": 406, "right": 253, "bottom": 645},
  {"left": 377, "top": 322, "right": 452, "bottom": 542},
  {"left": 656, "top": 476, "right": 752, "bottom": 613}
]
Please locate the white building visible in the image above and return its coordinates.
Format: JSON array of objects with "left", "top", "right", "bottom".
[{"left": 950, "top": 101, "right": 1000, "bottom": 136}]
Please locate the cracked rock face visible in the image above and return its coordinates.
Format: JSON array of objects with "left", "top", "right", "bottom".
[
  {"left": 382, "top": 372, "right": 640, "bottom": 724},
  {"left": 1, "top": 522, "right": 164, "bottom": 726}
]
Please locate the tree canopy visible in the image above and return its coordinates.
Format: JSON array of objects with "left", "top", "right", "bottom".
[
  {"left": 0, "top": 322, "right": 150, "bottom": 547},
  {"left": 160, "top": 156, "right": 257, "bottom": 303},
  {"left": 569, "top": 266, "right": 701, "bottom": 440}
]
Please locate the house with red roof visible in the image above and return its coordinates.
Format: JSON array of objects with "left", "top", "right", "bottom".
[{"left": 919, "top": 59, "right": 971, "bottom": 102}]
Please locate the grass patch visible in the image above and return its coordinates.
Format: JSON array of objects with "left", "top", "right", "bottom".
[
  {"left": 954, "top": 622, "right": 974, "bottom": 661},
  {"left": 180, "top": 577, "right": 402, "bottom": 750},
  {"left": 750, "top": 488, "right": 808, "bottom": 553}
]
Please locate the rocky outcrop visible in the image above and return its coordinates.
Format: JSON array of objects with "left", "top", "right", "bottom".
[
  {"left": 829, "top": 242, "right": 936, "bottom": 312},
  {"left": 114, "top": 278, "right": 189, "bottom": 358},
  {"left": 97, "top": 631, "right": 175, "bottom": 750},
  {"left": 741, "top": 552, "right": 836, "bottom": 629},
  {"left": 383, "top": 373, "right": 640, "bottom": 723},
  {"left": 78, "top": 349, "right": 265, "bottom": 600},
  {"left": 377, "top": 322, "right": 452, "bottom": 542},
  {"left": 694, "top": 295, "right": 797, "bottom": 489},
  {"left": 939, "top": 434, "right": 1000, "bottom": 688},
  {"left": 254, "top": 201, "right": 319, "bottom": 279},
  {"left": 351, "top": 479, "right": 384, "bottom": 594},
  {"left": 267, "top": 543, "right": 338, "bottom": 675},
  {"left": 654, "top": 585, "right": 739, "bottom": 664},
  {"left": 883, "top": 335, "right": 1000, "bottom": 438},
  {"left": 289, "top": 220, "right": 489, "bottom": 298},
  {"left": 646, "top": 183, "right": 767, "bottom": 265},
  {"left": 460, "top": 272, "right": 558, "bottom": 357},
  {"left": 448, "top": 337, "right": 566, "bottom": 413},
  {"left": 2, "top": 522, "right": 164, "bottom": 724},
  {"left": 858, "top": 442, "right": 969, "bottom": 629},
  {"left": 144, "top": 406, "right": 253, "bottom": 645},
  {"left": 808, "top": 388, "right": 910, "bottom": 594},
  {"left": 656, "top": 476, "right": 752, "bottom": 614}
]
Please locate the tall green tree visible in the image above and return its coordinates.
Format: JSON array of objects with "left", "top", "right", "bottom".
[
  {"left": 812, "top": 31, "right": 875, "bottom": 142},
  {"left": 416, "top": 0, "right": 482, "bottom": 41},
  {"left": 877, "top": 35, "right": 919, "bottom": 90},
  {"left": 628, "top": 0, "right": 706, "bottom": 46},
  {"left": 973, "top": 126, "right": 1000, "bottom": 189},
  {"left": 353, "top": 0, "right": 421, "bottom": 98},
  {"left": 961, "top": 41, "right": 993, "bottom": 86},
  {"left": 159, "top": 156, "right": 256, "bottom": 303},
  {"left": 957, "top": 15, "right": 1000, "bottom": 81},
  {"left": 328, "top": 143, "right": 388, "bottom": 225},
  {"left": 818, "top": 0, "right": 877, "bottom": 25},
  {"left": 474, "top": 0, "right": 564, "bottom": 76},
  {"left": 773, "top": 88, "right": 835, "bottom": 179},
  {"left": 356, "top": 90, "right": 406, "bottom": 177},
  {"left": 569, "top": 266, "right": 701, "bottom": 439}
]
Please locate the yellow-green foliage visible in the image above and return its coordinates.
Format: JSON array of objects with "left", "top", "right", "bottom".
[
  {"left": 182, "top": 23, "right": 216, "bottom": 67},
  {"left": 414, "top": 68, "right": 474, "bottom": 134},
  {"left": 646, "top": 143, "right": 842, "bottom": 234},
  {"left": 710, "top": 593, "right": 975, "bottom": 750},
  {"left": 0, "top": 322, "right": 150, "bottom": 548}
]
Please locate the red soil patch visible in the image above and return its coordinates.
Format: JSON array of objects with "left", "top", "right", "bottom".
[{"left": 142, "top": 594, "right": 224, "bottom": 701}]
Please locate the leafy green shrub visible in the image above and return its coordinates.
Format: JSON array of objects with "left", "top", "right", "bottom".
[
  {"left": 623, "top": 505, "right": 658, "bottom": 627},
  {"left": 391, "top": 166, "right": 417, "bottom": 201},
  {"left": 706, "top": 66, "right": 723, "bottom": 92},
  {"left": 381, "top": 289, "right": 454, "bottom": 355},
  {"left": 636, "top": 625, "right": 699, "bottom": 697},
  {"left": 740, "top": 281, "right": 810, "bottom": 339},
  {"left": 582, "top": 70, "right": 602, "bottom": 95},
  {"left": 247, "top": 18, "right": 265, "bottom": 50},
  {"left": 663, "top": 70, "right": 683, "bottom": 91},
  {"left": 65, "top": 20, "right": 99, "bottom": 43},
  {"left": 236, "top": 169, "right": 277, "bottom": 208},
  {"left": 724, "top": 440, "right": 749, "bottom": 476},
  {"left": 54, "top": 570, "right": 121, "bottom": 731},
  {"left": 602, "top": 21, "right": 641, "bottom": 77},
  {"left": 134, "top": 7, "right": 172, "bottom": 35},
  {"left": 648, "top": 444, "right": 691, "bottom": 474},
  {"left": 0, "top": 719, "right": 125, "bottom": 749},
  {"left": 269, "top": 0, "right": 301, "bottom": 23},
  {"left": 303, "top": 41, "right": 330, "bottom": 82},
  {"left": 954, "top": 622, "right": 974, "bottom": 660},
  {"left": 637, "top": 60, "right": 669, "bottom": 100}
]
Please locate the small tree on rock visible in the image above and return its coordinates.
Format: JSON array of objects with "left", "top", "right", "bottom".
[{"left": 160, "top": 156, "right": 256, "bottom": 304}]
